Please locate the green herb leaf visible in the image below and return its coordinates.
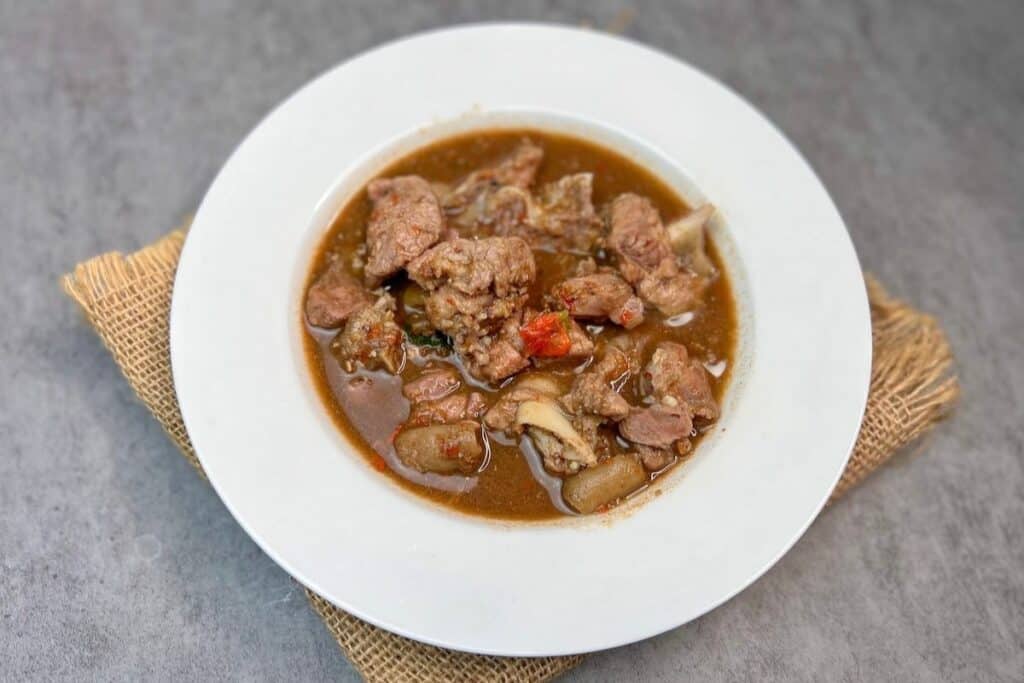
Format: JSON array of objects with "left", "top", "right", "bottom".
[
  {"left": 556, "top": 309, "right": 572, "bottom": 330},
  {"left": 404, "top": 325, "right": 453, "bottom": 349}
]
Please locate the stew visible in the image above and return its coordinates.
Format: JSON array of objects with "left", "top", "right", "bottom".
[{"left": 302, "top": 129, "right": 736, "bottom": 520}]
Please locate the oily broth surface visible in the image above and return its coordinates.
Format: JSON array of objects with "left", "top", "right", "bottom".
[{"left": 303, "top": 129, "right": 737, "bottom": 520}]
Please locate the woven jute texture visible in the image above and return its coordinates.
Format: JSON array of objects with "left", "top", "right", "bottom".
[{"left": 62, "top": 229, "right": 958, "bottom": 683}]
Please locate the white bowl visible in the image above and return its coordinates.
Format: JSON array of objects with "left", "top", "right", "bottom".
[{"left": 170, "top": 24, "right": 870, "bottom": 656}]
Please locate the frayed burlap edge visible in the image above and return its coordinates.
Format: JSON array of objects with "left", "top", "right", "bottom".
[
  {"left": 306, "top": 592, "right": 582, "bottom": 683},
  {"left": 61, "top": 230, "right": 957, "bottom": 683},
  {"left": 827, "top": 277, "right": 960, "bottom": 503},
  {"left": 62, "top": 230, "right": 202, "bottom": 477}
]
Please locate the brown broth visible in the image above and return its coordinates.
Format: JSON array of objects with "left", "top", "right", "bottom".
[{"left": 302, "top": 129, "right": 737, "bottom": 520}]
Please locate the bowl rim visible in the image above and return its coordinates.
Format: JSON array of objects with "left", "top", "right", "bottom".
[{"left": 171, "top": 22, "right": 871, "bottom": 656}]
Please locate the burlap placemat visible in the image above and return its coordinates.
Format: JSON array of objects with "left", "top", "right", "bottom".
[{"left": 61, "top": 229, "right": 958, "bottom": 683}]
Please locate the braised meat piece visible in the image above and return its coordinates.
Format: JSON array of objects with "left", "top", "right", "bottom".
[
  {"left": 646, "top": 341, "right": 720, "bottom": 422},
  {"left": 564, "top": 318, "right": 596, "bottom": 359},
  {"left": 408, "top": 237, "right": 536, "bottom": 381},
  {"left": 560, "top": 345, "right": 632, "bottom": 421},
  {"left": 574, "top": 257, "right": 598, "bottom": 276},
  {"left": 618, "top": 405, "right": 693, "bottom": 449},
  {"left": 393, "top": 421, "right": 483, "bottom": 475},
  {"left": 408, "top": 236, "right": 535, "bottom": 300},
  {"left": 443, "top": 142, "right": 544, "bottom": 216},
  {"left": 561, "top": 369, "right": 630, "bottom": 421},
  {"left": 607, "top": 193, "right": 673, "bottom": 278},
  {"left": 485, "top": 186, "right": 535, "bottom": 235},
  {"left": 475, "top": 315, "right": 532, "bottom": 381},
  {"left": 305, "top": 260, "right": 374, "bottom": 328},
  {"left": 636, "top": 445, "right": 676, "bottom": 472},
  {"left": 608, "top": 193, "right": 707, "bottom": 316},
  {"left": 483, "top": 375, "right": 563, "bottom": 433},
  {"left": 487, "top": 173, "right": 603, "bottom": 251},
  {"left": 466, "top": 392, "right": 487, "bottom": 418},
  {"left": 408, "top": 392, "right": 487, "bottom": 427},
  {"left": 401, "top": 367, "right": 461, "bottom": 402},
  {"left": 635, "top": 258, "right": 705, "bottom": 318},
  {"left": 331, "top": 295, "right": 405, "bottom": 374},
  {"left": 363, "top": 175, "right": 444, "bottom": 287},
  {"left": 613, "top": 342, "right": 717, "bottom": 457},
  {"left": 536, "top": 173, "right": 603, "bottom": 251},
  {"left": 551, "top": 270, "right": 645, "bottom": 329},
  {"left": 419, "top": 286, "right": 502, "bottom": 335},
  {"left": 403, "top": 366, "right": 486, "bottom": 429}
]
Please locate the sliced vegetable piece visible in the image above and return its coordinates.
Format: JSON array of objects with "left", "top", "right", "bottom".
[
  {"left": 393, "top": 421, "right": 483, "bottom": 475},
  {"left": 519, "top": 311, "right": 572, "bottom": 357},
  {"left": 561, "top": 454, "right": 647, "bottom": 513}
]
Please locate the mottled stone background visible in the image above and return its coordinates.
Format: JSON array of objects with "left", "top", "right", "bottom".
[{"left": 1, "top": 1, "right": 1021, "bottom": 680}]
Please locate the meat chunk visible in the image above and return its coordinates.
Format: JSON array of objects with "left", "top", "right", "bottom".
[
  {"left": 487, "top": 174, "right": 602, "bottom": 251},
  {"left": 635, "top": 258, "right": 705, "bottom": 317},
  {"left": 604, "top": 334, "right": 648, "bottom": 376},
  {"left": 393, "top": 421, "right": 483, "bottom": 475},
  {"left": 674, "top": 361, "right": 720, "bottom": 421},
  {"left": 637, "top": 445, "right": 677, "bottom": 471},
  {"left": 404, "top": 366, "right": 486, "bottom": 428},
  {"left": 608, "top": 194, "right": 708, "bottom": 316},
  {"left": 483, "top": 374, "right": 564, "bottom": 433},
  {"left": 485, "top": 186, "right": 537, "bottom": 236},
  {"left": 465, "top": 391, "right": 487, "bottom": 418},
  {"left": 402, "top": 367, "right": 461, "bottom": 403},
  {"left": 552, "top": 271, "right": 645, "bottom": 329},
  {"left": 608, "top": 194, "right": 674, "bottom": 279},
  {"left": 418, "top": 309, "right": 531, "bottom": 383},
  {"left": 536, "top": 173, "right": 603, "bottom": 251},
  {"left": 420, "top": 286, "right": 500, "bottom": 336},
  {"left": 408, "top": 236, "right": 535, "bottom": 300},
  {"left": 564, "top": 318, "right": 596, "bottom": 359},
  {"left": 363, "top": 176, "right": 444, "bottom": 287},
  {"left": 443, "top": 142, "right": 544, "bottom": 215},
  {"left": 574, "top": 257, "right": 598, "bottom": 276},
  {"left": 561, "top": 370, "right": 630, "bottom": 421},
  {"left": 408, "top": 391, "right": 487, "bottom": 426},
  {"left": 476, "top": 320, "right": 532, "bottom": 381},
  {"left": 492, "top": 142, "right": 544, "bottom": 189},
  {"left": 560, "top": 334, "right": 648, "bottom": 426},
  {"left": 614, "top": 342, "right": 715, "bottom": 454},
  {"left": 560, "top": 344, "right": 634, "bottom": 421},
  {"left": 408, "top": 237, "right": 536, "bottom": 382},
  {"left": 646, "top": 342, "right": 720, "bottom": 422},
  {"left": 619, "top": 405, "right": 693, "bottom": 449},
  {"left": 305, "top": 260, "right": 374, "bottom": 328},
  {"left": 331, "top": 295, "right": 405, "bottom": 374}
]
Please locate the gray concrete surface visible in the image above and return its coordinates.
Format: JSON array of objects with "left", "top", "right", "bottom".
[{"left": 2, "top": 1, "right": 1021, "bottom": 680}]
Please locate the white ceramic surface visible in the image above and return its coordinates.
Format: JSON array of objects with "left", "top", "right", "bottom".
[{"left": 170, "top": 24, "right": 871, "bottom": 656}]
